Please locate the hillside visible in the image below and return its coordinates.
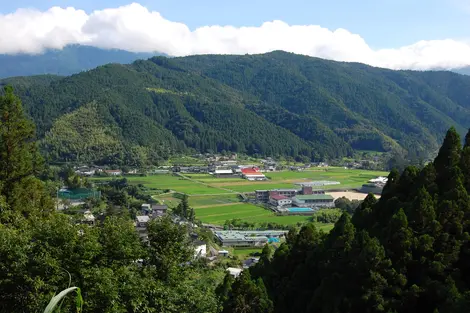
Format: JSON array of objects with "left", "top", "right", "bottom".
[
  {"left": 0, "top": 45, "right": 156, "bottom": 78},
  {"left": 223, "top": 127, "right": 470, "bottom": 313},
  {"left": 3, "top": 51, "right": 470, "bottom": 164}
]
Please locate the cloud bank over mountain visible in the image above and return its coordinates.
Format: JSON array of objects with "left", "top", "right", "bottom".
[{"left": 1, "top": 2, "right": 470, "bottom": 70}]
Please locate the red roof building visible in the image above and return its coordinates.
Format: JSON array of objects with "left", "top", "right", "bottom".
[{"left": 270, "top": 194, "right": 288, "bottom": 201}]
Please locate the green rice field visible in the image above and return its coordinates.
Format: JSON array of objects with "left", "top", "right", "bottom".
[{"left": 97, "top": 167, "right": 387, "bottom": 230}]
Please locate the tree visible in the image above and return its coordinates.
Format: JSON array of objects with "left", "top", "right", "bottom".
[
  {"left": 216, "top": 273, "right": 235, "bottom": 309},
  {"left": 222, "top": 271, "right": 273, "bottom": 313},
  {"left": 147, "top": 216, "right": 192, "bottom": 280},
  {"left": 0, "top": 86, "right": 52, "bottom": 220},
  {"left": 434, "top": 127, "right": 462, "bottom": 193}
]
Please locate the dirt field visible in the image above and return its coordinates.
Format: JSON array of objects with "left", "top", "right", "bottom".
[{"left": 327, "top": 191, "right": 381, "bottom": 201}]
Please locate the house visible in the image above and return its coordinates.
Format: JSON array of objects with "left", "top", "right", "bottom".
[
  {"left": 104, "top": 169, "right": 122, "bottom": 176},
  {"left": 82, "top": 210, "right": 96, "bottom": 225},
  {"left": 243, "top": 257, "right": 260, "bottom": 269},
  {"left": 141, "top": 203, "right": 168, "bottom": 217},
  {"left": 218, "top": 250, "right": 230, "bottom": 257},
  {"left": 75, "top": 167, "right": 96, "bottom": 176},
  {"left": 292, "top": 194, "right": 335, "bottom": 208},
  {"left": 241, "top": 167, "right": 267, "bottom": 181},
  {"left": 269, "top": 193, "right": 292, "bottom": 207},
  {"left": 151, "top": 204, "right": 168, "bottom": 217},
  {"left": 226, "top": 267, "right": 243, "bottom": 278},
  {"left": 135, "top": 215, "right": 150, "bottom": 228}
]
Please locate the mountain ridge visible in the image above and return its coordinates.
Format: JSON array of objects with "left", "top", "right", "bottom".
[{"left": 2, "top": 51, "right": 470, "bottom": 165}]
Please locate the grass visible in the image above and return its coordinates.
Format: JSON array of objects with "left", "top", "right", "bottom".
[
  {"left": 98, "top": 167, "right": 387, "bottom": 230},
  {"left": 193, "top": 202, "right": 334, "bottom": 230},
  {"left": 232, "top": 248, "right": 263, "bottom": 257},
  {"left": 96, "top": 174, "right": 230, "bottom": 195}
]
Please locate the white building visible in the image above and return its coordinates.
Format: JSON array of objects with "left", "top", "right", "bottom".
[{"left": 226, "top": 267, "right": 243, "bottom": 278}]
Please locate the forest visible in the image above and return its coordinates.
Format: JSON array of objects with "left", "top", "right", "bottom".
[
  {"left": 2, "top": 51, "right": 470, "bottom": 164},
  {"left": 220, "top": 126, "right": 470, "bottom": 313},
  {"left": 3, "top": 79, "right": 470, "bottom": 312}
]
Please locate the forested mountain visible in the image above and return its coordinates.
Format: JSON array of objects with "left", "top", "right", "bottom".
[
  {"left": 3, "top": 51, "right": 470, "bottom": 164},
  {"left": 220, "top": 127, "right": 470, "bottom": 313},
  {"left": 0, "top": 45, "right": 156, "bottom": 78}
]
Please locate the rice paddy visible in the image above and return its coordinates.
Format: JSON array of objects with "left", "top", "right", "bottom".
[{"left": 98, "top": 167, "right": 387, "bottom": 229}]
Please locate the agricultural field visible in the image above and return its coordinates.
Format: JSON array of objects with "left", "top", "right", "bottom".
[
  {"left": 95, "top": 174, "right": 230, "bottom": 195},
  {"left": 97, "top": 167, "right": 387, "bottom": 230}
]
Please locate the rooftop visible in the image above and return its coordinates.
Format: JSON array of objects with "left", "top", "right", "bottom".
[
  {"left": 215, "top": 230, "right": 288, "bottom": 242},
  {"left": 270, "top": 194, "right": 288, "bottom": 200},
  {"left": 136, "top": 216, "right": 150, "bottom": 223},
  {"left": 294, "top": 194, "right": 334, "bottom": 200}
]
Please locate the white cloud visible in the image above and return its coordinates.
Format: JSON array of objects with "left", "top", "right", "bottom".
[{"left": 1, "top": 2, "right": 470, "bottom": 70}]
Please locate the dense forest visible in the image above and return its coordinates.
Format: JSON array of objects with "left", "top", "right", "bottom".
[
  {"left": 220, "top": 126, "right": 470, "bottom": 313},
  {"left": 0, "top": 86, "right": 223, "bottom": 312},
  {"left": 2, "top": 51, "right": 470, "bottom": 164},
  {"left": 4, "top": 79, "right": 470, "bottom": 312}
]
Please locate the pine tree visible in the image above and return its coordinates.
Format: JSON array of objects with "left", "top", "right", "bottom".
[
  {"left": 0, "top": 86, "right": 51, "bottom": 220},
  {"left": 222, "top": 271, "right": 273, "bottom": 313},
  {"left": 434, "top": 127, "right": 462, "bottom": 193},
  {"left": 352, "top": 193, "right": 377, "bottom": 230},
  {"left": 386, "top": 208, "right": 413, "bottom": 273}
]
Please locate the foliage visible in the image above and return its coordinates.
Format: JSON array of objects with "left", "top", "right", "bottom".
[
  {"left": 0, "top": 88, "right": 220, "bottom": 313},
  {"left": 5, "top": 52, "right": 470, "bottom": 164},
  {"left": 218, "top": 126, "right": 470, "bottom": 313}
]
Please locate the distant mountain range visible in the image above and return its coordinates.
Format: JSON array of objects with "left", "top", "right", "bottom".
[
  {"left": 1, "top": 45, "right": 469, "bottom": 79},
  {"left": 2, "top": 51, "right": 470, "bottom": 165},
  {"left": 0, "top": 45, "right": 162, "bottom": 78},
  {"left": 453, "top": 66, "right": 470, "bottom": 76}
]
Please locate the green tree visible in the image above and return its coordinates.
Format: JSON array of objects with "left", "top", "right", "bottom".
[
  {"left": 0, "top": 86, "right": 52, "bottom": 220},
  {"left": 223, "top": 271, "right": 273, "bottom": 313},
  {"left": 147, "top": 216, "right": 192, "bottom": 280}
]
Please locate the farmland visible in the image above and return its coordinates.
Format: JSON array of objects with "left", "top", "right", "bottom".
[{"left": 96, "top": 167, "right": 387, "bottom": 228}]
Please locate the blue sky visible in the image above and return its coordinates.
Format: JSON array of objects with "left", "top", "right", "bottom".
[
  {"left": 1, "top": 1, "right": 470, "bottom": 69},
  {"left": 3, "top": 0, "right": 469, "bottom": 48}
]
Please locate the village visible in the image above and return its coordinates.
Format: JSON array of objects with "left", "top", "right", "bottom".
[{"left": 59, "top": 153, "right": 390, "bottom": 279}]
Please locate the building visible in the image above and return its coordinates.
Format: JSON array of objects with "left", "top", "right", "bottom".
[
  {"left": 75, "top": 167, "right": 96, "bottom": 176},
  {"left": 151, "top": 204, "right": 168, "bottom": 217},
  {"left": 243, "top": 257, "right": 260, "bottom": 269},
  {"left": 255, "top": 190, "right": 269, "bottom": 202},
  {"left": 82, "top": 210, "right": 96, "bottom": 225},
  {"left": 135, "top": 215, "right": 150, "bottom": 228},
  {"left": 255, "top": 187, "right": 324, "bottom": 203},
  {"left": 141, "top": 203, "right": 168, "bottom": 217},
  {"left": 104, "top": 169, "right": 122, "bottom": 176},
  {"left": 226, "top": 267, "right": 243, "bottom": 278},
  {"left": 241, "top": 167, "right": 267, "bottom": 181},
  {"left": 214, "top": 168, "right": 235, "bottom": 176},
  {"left": 271, "top": 189, "right": 298, "bottom": 198},
  {"left": 269, "top": 194, "right": 292, "bottom": 207},
  {"left": 215, "top": 230, "right": 288, "bottom": 247},
  {"left": 292, "top": 194, "right": 335, "bottom": 208}
]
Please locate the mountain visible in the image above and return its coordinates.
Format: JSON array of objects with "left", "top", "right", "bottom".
[
  {"left": 0, "top": 45, "right": 158, "bottom": 78},
  {"left": 453, "top": 66, "right": 470, "bottom": 76},
  {"left": 2, "top": 51, "right": 470, "bottom": 165}
]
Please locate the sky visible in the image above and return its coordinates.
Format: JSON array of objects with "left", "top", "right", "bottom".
[{"left": 1, "top": 0, "right": 470, "bottom": 70}]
